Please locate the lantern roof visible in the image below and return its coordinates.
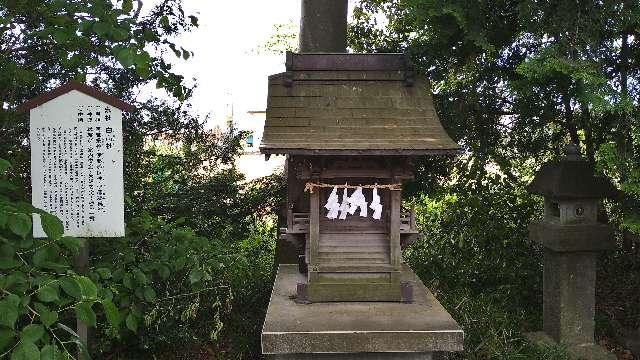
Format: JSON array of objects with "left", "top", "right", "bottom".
[
  {"left": 16, "top": 81, "right": 135, "bottom": 113},
  {"left": 527, "top": 145, "right": 618, "bottom": 199},
  {"left": 259, "top": 52, "right": 460, "bottom": 156}
]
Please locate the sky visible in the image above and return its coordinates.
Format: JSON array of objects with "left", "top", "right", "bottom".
[
  {"left": 145, "top": 1, "right": 357, "bottom": 129},
  {"left": 153, "top": 0, "right": 301, "bottom": 128}
]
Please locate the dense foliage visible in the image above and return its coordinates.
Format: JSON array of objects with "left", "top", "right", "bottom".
[
  {"left": 1, "top": 0, "right": 284, "bottom": 359},
  {"left": 0, "top": 158, "right": 109, "bottom": 359}
]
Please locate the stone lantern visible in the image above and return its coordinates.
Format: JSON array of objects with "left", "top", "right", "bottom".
[{"left": 527, "top": 144, "right": 618, "bottom": 360}]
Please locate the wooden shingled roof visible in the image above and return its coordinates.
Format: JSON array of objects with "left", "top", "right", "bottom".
[{"left": 260, "top": 52, "right": 460, "bottom": 155}]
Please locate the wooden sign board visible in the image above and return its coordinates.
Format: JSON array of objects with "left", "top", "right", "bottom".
[{"left": 27, "top": 88, "right": 126, "bottom": 237}]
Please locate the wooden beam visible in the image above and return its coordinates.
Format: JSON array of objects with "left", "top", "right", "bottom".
[{"left": 287, "top": 53, "right": 407, "bottom": 71}]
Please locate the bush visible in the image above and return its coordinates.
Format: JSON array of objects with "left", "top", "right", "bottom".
[
  {"left": 0, "top": 158, "right": 108, "bottom": 359},
  {"left": 404, "top": 174, "right": 558, "bottom": 359}
]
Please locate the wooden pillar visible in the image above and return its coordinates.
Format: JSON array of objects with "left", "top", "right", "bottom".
[
  {"left": 309, "top": 186, "right": 320, "bottom": 271},
  {"left": 299, "top": 0, "right": 348, "bottom": 53},
  {"left": 389, "top": 188, "right": 401, "bottom": 271}
]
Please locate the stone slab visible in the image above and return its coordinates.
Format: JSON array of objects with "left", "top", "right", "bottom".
[
  {"left": 267, "top": 352, "right": 432, "bottom": 359},
  {"left": 262, "top": 264, "right": 463, "bottom": 355}
]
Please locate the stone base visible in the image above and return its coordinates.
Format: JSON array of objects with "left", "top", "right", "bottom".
[
  {"left": 525, "top": 331, "right": 616, "bottom": 360},
  {"left": 267, "top": 353, "right": 432, "bottom": 359},
  {"left": 262, "top": 264, "right": 463, "bottom": 357}
]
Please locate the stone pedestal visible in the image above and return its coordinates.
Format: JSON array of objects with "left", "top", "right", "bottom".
[
  {"left": 526, "top": 223, "right": 616, "bottom": 360},
  {"left": 543, "top": 250, "right": 597, "bottom": 345},
  {"left": 262, "top": 265, "right": 463, "bottom": 358}
]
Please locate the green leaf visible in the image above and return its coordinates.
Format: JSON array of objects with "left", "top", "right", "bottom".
[
  {"left": 122, "top": 273, "right": 133, "bottom": 289},
  {"left": 133, "top": 269, "right": 147, "bottom": 285},
  {"left": 37, "top": 283, "right": 59, "bottom": 303},
  {"left": 74, "top": 302, "right": 96, "bottom": 327},
  {"left": 40, "top": 213, "right": 63, "bottom": 240},
  {"left": 40, "top": 344, "right": 60, "bottom": 360},
  {"left": 189, "top": 269, "right": 203, "bottom": 284},
  {"left": 93, "top": 22, "right": 110, "bottom": 36},
  {"left": 188, "top": 15, "right": 198, "bottom": 27},
  {"left": 60, "top": 278, "right": 82, "bottom": 299},
  {"left": 122, "top": 0, "right": 133, "bottom": 12},
  {"left": 34, "top": 303, "right": 57, "bottom": 328},
  {"left": 60, "top": 237, "right": 82, "bottom": 253},
  {"left": 95, "top": 268, "right": 111, "bottom": 279},
  {"left": 125, "top": 313, "right": 137, "bottom": 333},
  {"left": 101, "top": 300, "right": 120, "bottom": 328},
  {"left": 0, "top": 299, "right": 19, "bottom": 328},
  {"left": 32, "top": 248, "right": 50, "bottom": 267},
  {"left": 0, "top": 258, "right": 22, "bottom": 270},
  {"left": 158, "top": 265, "right": 170, "bottom": 280},
  {"left": 0, "top": 329, "right": 15, "bottom": 352},
  {"left": 52, "top": 29, "right": 68, "bottom": 43},
  {"left": 20, "top": 324, "right": 44, "bottom": 343},
  {"left": 182, "top": 49, "right": 190, "bottom": 60},
  {"left": 0, "top": 158, "right": 11, "bottom": 175},
  {"left": 8, "top": 213, "right": 31, "bottom": 239},
  {"left": 10, "top": 341, "right": 39, "bottom": 360},
  {"left": 75, "top": 276, "right": 97, "bottom": 299},
  {"left": 159, "top": 15, "right": 169, "bottom": 28},
  {"left": 143, "top": 287, "right": 156, "bottom": 302}
]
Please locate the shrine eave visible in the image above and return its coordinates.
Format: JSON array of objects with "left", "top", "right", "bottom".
[
  {"left": 259, "top": 147, "right": 461, "bottom": 156},
  {"left": 16, "top": 81, "right": 135, "bottom": 113}
]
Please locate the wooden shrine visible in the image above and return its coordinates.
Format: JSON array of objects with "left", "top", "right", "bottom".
[{"left": 260, "top": 52, "right": 459, "bottom": 303}]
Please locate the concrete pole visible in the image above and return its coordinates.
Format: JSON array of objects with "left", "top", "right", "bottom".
[{"left": 299, "top": 0, "right": 348, "bottom": 53}]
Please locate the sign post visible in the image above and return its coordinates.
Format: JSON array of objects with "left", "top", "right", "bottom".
[{"left": 18, "top": 81, "right": 133, "bottom": 357}]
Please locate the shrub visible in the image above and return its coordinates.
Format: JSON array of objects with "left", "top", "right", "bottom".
[{"left": 0, "top": 158, "right": 110, "bottom": 359}]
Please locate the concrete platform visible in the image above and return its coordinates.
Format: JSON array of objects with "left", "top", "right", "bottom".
[{"left": 262, "top": 264, "right": 464, "bottom": 357}]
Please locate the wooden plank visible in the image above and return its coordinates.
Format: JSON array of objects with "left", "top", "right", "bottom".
[
  {"left": 267, "top": 96, "right": 398, "bottom": 109},
  {"left": 317, "top": 273, "right": 391, "bottom": 284},
  {"left": 268, "top": 82, "right": 420, "bottom": 98},
  {"left": 306, "top": 282, "right": 402, "bottom": 302},
  {"left": 319, "top": 245, "right": 388, "bottom": 252},
  {"left": 265, "top": 117, "right": 432, "bottom": 128},
  {"left": 287, "top": 53, "right": 406, "bottom": 71},
  {"left": 317, "top": 258, "right": 389, "bottom": 264},
  {"left": 280, "top": 107, "right": 431, "bottom": 118},
  {"left": 263, "top": 126, "right": 444, "bottom": 136},
  {"left": 317, "top": 253, "right": 389, "bottom": 261},
  {"left": 260, "top": 138, "right": 458, "bottom": 146},
  {"left": 316, "top": 264, "right": 396, "bottom": 272},
  {"left": 319, "top": 232, "right": 388, "bottom": 242}
]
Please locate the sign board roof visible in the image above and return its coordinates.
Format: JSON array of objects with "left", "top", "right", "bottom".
[{"left": 17, "top": 81, "right": 134, "bottom": 113}]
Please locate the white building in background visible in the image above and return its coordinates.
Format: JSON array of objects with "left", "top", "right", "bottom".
[{"left": 233, "top": 110, "right": 285, "bottom": 181}]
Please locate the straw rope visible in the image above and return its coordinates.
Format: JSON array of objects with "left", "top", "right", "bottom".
[{"left": 304, "top": 182, "right": 402, "bottom": 193}]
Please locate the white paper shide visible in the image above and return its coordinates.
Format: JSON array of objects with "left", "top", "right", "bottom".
[
  {"left": 324, "top": 186, "right": 383, "bottom": 220},
  {"left": 30, "top": 90, "right": 125, "bottom": 237}
]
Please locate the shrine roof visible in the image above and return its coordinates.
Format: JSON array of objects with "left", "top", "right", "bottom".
[
  {"left": 260, "top": 53, "right": 460, "bottom": 156},
  {"left": 16, "top": 81, "right": 135, "bottom": 113}
]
